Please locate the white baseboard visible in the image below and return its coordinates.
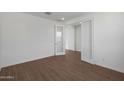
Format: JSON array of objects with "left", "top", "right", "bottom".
[
  {"left": 81, "top": 58, "right": 95, "bottom": 65},
  {"left": 82, "top": 58, "right": 124, "bottom": 74}
]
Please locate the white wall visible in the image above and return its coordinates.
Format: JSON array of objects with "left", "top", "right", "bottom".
[
  {"left": 93, "top": 13, "right": 124, "bottom": 73},
  {"left": 0, "top": 13, "right": 59, "bottom": 68},
  {"left": 66, "top": 13, "right": 124, "bottom": 73},
  {"left": 65, "top": 25, "right": 75, "bottom": 50},
  {"left": 0, "top": 15, "right": 2, "bottom": 68}
]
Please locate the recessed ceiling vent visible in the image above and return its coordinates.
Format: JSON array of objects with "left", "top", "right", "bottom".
[{"left": 44, "top": 12, "right": 52, "bottom": 15}]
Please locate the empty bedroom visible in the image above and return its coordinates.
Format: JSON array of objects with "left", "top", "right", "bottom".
[{"left": 0, "top": 12, "right": 124, "bottom": 81}]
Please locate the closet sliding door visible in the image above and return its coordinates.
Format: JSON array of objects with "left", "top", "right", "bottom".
[{"left": 81, "top": 19, "right": 94, "bottom": 64}]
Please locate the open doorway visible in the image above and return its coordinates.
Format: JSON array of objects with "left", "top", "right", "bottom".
[
  {"left": 54, "top": 25, "right": 65, "bottom": 55},
  {"left": 65, "top": 18, "right": 94, "bottom": 64},
  {"left": 74, "top": 24, "right": 81, "bottom": 52}
]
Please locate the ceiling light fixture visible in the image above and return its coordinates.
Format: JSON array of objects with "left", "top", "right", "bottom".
[
  {"left": 61, "top": 17, "right": 65, "bottom": 20},
  {"left": 56, "top": 17, "right": 65, "bottom": 21}
]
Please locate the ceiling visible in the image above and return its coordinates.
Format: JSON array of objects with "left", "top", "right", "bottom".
[{"left": 25, "top": 12, "right": 89, "bottom": 21}]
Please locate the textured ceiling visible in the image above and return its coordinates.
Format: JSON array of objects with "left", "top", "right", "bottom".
[{"left": 25, "top": 12, "right": 90, "bottom": 21}]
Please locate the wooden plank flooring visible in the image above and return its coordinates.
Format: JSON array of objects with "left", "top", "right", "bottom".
[{"left": 0, "top": 50, "right": 124, "bottom": 81}]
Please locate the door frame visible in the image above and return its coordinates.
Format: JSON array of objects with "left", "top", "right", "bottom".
[
  {"left": 54, "top": 25, "right": 65, "bottom": 55},
  {"left": 81, "top": 17, "right": 94, "bottom": 64}
]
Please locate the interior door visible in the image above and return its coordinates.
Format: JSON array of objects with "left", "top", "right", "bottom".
[
  {"left": 81, "top": 20, "right": 93, "bottom": 63},
  {"left": 55, "top": 25, "right": 65, "bottom": 55}
]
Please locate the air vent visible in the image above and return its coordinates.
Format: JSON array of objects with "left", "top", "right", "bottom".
[{"left": 44, "top": 12, "right": 52, "bottom": 15}]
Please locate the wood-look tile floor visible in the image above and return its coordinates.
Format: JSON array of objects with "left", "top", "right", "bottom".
[{"left": 0, "top": 50, "right": 124, "bottom": 81}]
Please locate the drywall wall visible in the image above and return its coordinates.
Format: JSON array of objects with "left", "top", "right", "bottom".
[
  {"left": 93, "top": 13, "right": 124, "bottom": 73},
  {"left": 65, "top": 25, "right": 75, "bottom": 50},
  {"left": 0, "top": 13, "right": 59, "bottom": 68},
  {"left": 66, "top": 13, "right": 124, "bottom": 73},
  {"left": 0, "top": 15, "right": 2, "bottom": 69}
]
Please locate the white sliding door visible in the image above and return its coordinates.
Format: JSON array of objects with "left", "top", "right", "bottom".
[
  {"left": 55, "top": 25, "right": 65, "bottom": 55},
  {"left": 81, "top": 20, "right": 94, "bottom": 64}
]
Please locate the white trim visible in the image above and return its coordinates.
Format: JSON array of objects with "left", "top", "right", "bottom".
[
  {"left": 55, "top": 52, "right": 65, "bottom": 55},
  {"left": 82, "top": 58, "right": 94, "bottom": 64},
  {"left": 74, "top": 25, "right": 76, "bottom": 51}
]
